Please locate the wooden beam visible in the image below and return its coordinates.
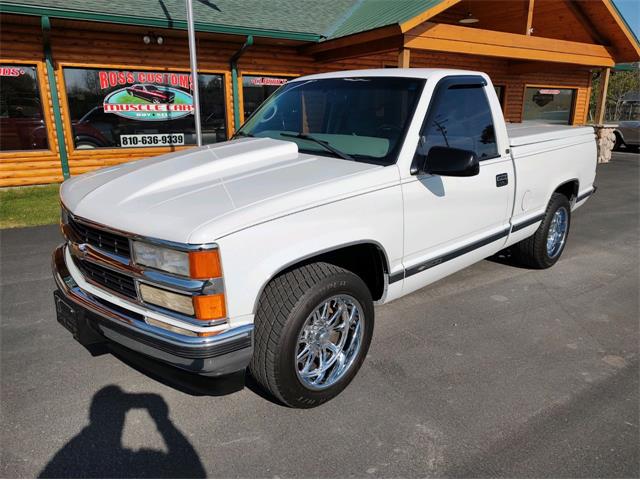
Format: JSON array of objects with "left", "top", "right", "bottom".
[
  {"left": 314, "top": 35, "right": 403, "bottom": 62},
  {"left": 508, "top": 60, "right": 591, "bottom": 75},
  {"left": 398, "top": 48, "right": 411, "bottom": 67},
  {"left": 563, "top": 0, "right": 608, "bottom": 45},
  {"left": 526, "top": 0, "right": 535, "bottom": 35},
  {"left": 595, "top": 67, "right": 611, "bottom": 124},
  {"left": 399, "top": 0, "right": 461, "bottom": 33},
  {"left": 302, "top": 24, "right": 400, "bottom": 55},
  {"left": 404, "top": 22, "right": 615, "bottom": 67}
]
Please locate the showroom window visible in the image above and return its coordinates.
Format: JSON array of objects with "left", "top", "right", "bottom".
[
  {"left": 0, "top": 65, "right": 49, "bottom": 152},
  {"left": 523, "top": 87, "right": 576, "bottom": 125},
  {"left": 63, "top": 67, "right": 227, "bottom": 149},
  {"left": 242, "top": 75, "right": 293, "bottom": 120}
]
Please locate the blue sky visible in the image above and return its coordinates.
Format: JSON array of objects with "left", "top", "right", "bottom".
[{"left": 613, "top": 0, "right": 639, "bottom": 41}]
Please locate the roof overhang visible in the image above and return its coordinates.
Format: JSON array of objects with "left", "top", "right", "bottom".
[{"left": 308, "top": 0, "right": 638, "bottom": 66}]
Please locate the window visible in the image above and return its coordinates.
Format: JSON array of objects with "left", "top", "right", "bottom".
[
  {"left": 63, "top": 68, "right": 227, "bottom": 149},
  {"left": 0, "top": 65, "right": 49, "bottom": 152},
  {"left": 523, "top": 87, "right": 576, "bottom": 125},
  {"left": 237, "top": 76, "right": 424, "bottom": 165},
  {"left": 420, "top": 82, "right": 498, "bottom": 160},
  {"left": 242, "top": 75, "right": 293, "bottom": 120}
]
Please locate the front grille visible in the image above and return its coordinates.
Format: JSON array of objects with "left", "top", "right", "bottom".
[
  {"left": 68, "top": 217, "right": 131, "bottom": 258},
  {"left": 76, "top": 259, "right": 138, "bottom": 299}
]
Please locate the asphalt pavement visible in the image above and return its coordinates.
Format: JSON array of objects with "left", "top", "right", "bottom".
[{"left": 1, "top": 151, "right": 638, "bottom": 478}]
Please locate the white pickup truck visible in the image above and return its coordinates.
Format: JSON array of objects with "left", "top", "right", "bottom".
[{"left": 53, "top": 69, "right": 597, "bottom": 407}]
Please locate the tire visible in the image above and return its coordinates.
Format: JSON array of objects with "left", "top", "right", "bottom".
[
  {"left": 512, "top": 192, "right": 571, "bottom": 269},
  {"left": 75, "top": 141, "right": 99, "bottom": 149},
  {"left": 249, "top": 262, "right": 374, "bottom": 408},
  {"left": 613, "top": 132, "right": 624, "bottom": 151}
]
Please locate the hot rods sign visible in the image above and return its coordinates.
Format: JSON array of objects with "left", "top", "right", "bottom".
[{"left": 99, "top": 70, "right": 194, "bottom": 121}]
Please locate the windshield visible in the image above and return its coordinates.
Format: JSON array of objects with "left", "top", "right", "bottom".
[{"left": 235, "top": 77, "right": 425, "bottom": 165}]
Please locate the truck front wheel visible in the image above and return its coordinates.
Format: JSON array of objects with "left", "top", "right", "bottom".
[
  {"left": 249, "top": 262, "right": 374, "bottom": 408},
  {"left": 512, "top": 192, "right": 571, "bottom": 269}
]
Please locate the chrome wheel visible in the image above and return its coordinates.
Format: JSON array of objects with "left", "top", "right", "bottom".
[
  {"left": 546, "top": 206, "right": 568, "bottom": 258},
  {"left": 295, "top": 295, "right": 364, "bottom": 390}
]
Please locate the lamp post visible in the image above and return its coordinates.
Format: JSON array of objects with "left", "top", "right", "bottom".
[{"left": 186, "top": 0, "right": 202, "bottom": 146}]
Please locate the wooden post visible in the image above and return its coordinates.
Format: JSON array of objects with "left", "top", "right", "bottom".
[
  {"left": 595, "top": 67, "right": 611, "bottom": 124},
  {"left": 526, "top": 0, "right": 535, "bottom": 35},
  {"left": 398, "top": 48, "right": 411, "bottom": 68}
]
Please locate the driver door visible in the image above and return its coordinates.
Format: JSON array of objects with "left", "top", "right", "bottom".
[{"left": 401, "top": 76, "right": 514, "bottom": 296}]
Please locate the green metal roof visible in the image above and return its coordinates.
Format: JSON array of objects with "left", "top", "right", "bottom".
[
  {"left": 0, "top": 0, "right": 449, "bottom": 41},
  {"left": 0, "top": 0, "right": 359, "bottom": 41},
  {"left": 325, "top": 0, "right": 445, "bottom": 39}
]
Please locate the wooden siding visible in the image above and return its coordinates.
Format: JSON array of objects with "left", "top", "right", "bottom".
[{"left": 0, "top": 14, "right": 593, "bottom": 187}]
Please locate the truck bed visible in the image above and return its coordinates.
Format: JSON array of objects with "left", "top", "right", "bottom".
[{"left": 507, "top": 123, "right": 595, "bottom": 147}]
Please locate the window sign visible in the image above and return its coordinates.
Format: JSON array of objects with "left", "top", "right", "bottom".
[
  {"left": 0, "top": 65, "right": 49, "bottom": 152},
  {"left": 242, "top": 75, "right": 292, "bottom": 120},
  {"left": 63, "top": 68, "right": 227, "bottom": 149},
  {"left": 523, "top": 87, "right": 576, "bottom": 125}
]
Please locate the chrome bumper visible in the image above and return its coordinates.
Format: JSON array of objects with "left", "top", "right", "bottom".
[{"left": 52, "top": 244, "right": 253, "bottom": 376}]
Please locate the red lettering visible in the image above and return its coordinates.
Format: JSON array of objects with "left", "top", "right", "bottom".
[
  {"left": 178, "top": 74, "right": 190, "bottom": 89},
  {"left": 107, "top": 71, "right": 118, "bottom": 88},
  {"left": 0, "top": 67, "right": 24, "bottom": 76},
  {"left": 98, "top": 71, "right": 109, "bottom": 89}
]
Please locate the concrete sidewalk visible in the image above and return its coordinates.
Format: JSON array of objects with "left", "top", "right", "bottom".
[{"left": 1, "top": 152, "right": 638, "bottom": 478}]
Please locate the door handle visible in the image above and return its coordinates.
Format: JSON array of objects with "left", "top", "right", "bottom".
[{"left": 496, "top": 173, "right": 508, "bottom": 187}]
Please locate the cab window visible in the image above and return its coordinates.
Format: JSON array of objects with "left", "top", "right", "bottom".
[{"left": 421, "top": 82, "right": 498, "bottom": 160}]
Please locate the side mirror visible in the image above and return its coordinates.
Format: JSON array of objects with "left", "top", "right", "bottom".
[{"left": 421, "top": 145, "right": 479, "bottom": 177}]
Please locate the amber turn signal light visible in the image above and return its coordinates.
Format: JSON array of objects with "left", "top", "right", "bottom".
[
  {"left": 193, "top": 293, "right": 226, "bottom": 320},
  {"left": 189, "top": 250, "right": 222, "bottom": 279}
]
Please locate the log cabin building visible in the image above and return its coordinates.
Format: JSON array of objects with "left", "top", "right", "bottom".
[{"left": 0, "top": 0, "right": 638, "bottom": 187}]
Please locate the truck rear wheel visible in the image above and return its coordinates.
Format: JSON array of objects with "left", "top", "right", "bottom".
[
  {"left": 250, "top": 262, "right": 374, "bottom": 408},
  {"left": 512, "top": 192, "right": 571, "bottom": 269}
]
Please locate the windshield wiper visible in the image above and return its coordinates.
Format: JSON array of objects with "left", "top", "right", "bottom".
[{"left": 279, "top": 132, "right": 354, "bottom": 161}]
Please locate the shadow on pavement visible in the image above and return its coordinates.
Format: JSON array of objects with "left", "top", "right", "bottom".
[
  {"left": 106, "top": 343, "right": 285, "bottom": 405},
  {"left": 39, "top": 385, "right": 206, "bottom": 478},
  {"left": 107, "top": 343, "right": 286, "bottom": 406}
]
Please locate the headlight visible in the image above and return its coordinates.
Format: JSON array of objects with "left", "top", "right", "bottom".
[
  {"left": 133, "top": 241, "right": 226, "bottom": 321},
  {"left": 132, "top": 241, "right": 222, "bottom": 279},
  {"left": 132, "top": 241, "right": 190, "bottom": 276}
]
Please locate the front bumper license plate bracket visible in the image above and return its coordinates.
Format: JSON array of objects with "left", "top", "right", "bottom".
[{"left": 54, "top": 290, "right": 105, "bottom": 346}]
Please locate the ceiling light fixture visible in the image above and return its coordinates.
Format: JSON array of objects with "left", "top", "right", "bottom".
[
  {"left": 143, "top": 33, "right": 165, "bottom": 45},
  {"left": 459, "top": 12, "right": 479, "bottom": 24}
]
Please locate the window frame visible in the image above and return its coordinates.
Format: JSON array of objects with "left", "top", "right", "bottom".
[
  {"left": 412, "top": 75, "right": 500, "bottom": 174},
  {"left": 57, "top": 62, "right": 232, "bottom": 157},
  {"left": 522, "top": 84, "right": 578, "bottom": 125},
  {"left": 0, "top": 59, "right": 57, "bottom": 156}
]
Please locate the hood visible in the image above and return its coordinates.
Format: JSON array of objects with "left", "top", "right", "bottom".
[{"left": 61, "top": 138, "right": 396, "bottom": 244}]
